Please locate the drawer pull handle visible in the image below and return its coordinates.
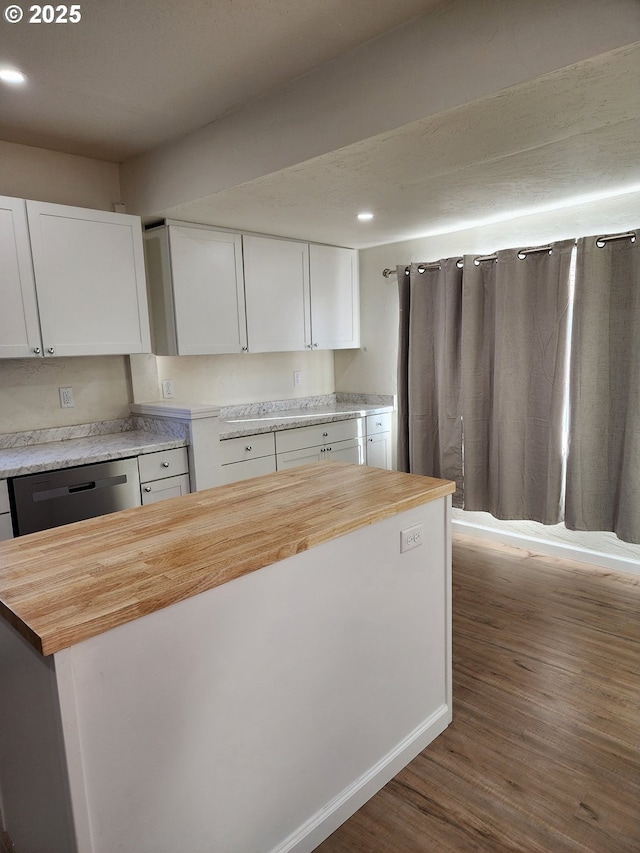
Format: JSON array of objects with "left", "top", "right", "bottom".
[
  {"left": 144, "top": 486, "right": 152, "bottom": 492},
  {"left": 246, "top": 446, "right": 252, "bottom": 451},
  {"left": 162, "top": 462, "right": 170, "bottom": 468}
]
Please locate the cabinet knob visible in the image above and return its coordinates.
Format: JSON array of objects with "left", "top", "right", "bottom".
[
  {"left": 245, "top": 446, "right": 252, "bottom": 451},
  {"left": 320, "top": 448, "right": 325, "bottom": 453},
  {"left": 322, "top": 432, "right": 328, "bottom": 437},
  {"left": 47, "top": 347, "right": 55, "bottom": 354},
  {"left": 313, "top": 342, "right": 319, "bottom": 348},
  {"left": 368, "top": 437, "right": 373, "bottom": 442},
  {"left": 376, "top": 421, "right": 382, "bottom": 427},
  {"left": 144, "top": 486, "right": 152, "bottom": 492},
  {"left": 327, "top": 447, "right": 332, "bottom": 452},
  {"left": 162, "top": 462, "right": 170, "bottom": 468},
  {"left": 33, "top": 347, "right": 41, "bottom": 354},
  {"left": 242, "top": 347, "right": 248, "bottom": 352}
]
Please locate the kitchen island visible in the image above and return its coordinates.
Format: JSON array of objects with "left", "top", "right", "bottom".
[{"left": 0, "top": 463, "right": 454, "bottom": 853}]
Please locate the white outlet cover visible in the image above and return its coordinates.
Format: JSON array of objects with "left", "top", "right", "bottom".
[{"left": 400, "top": 524, "right": 423, "bottom": 553}]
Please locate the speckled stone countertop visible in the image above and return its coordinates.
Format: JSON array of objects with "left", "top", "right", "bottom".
[
  {"left": 218, "top": 393, "right": 394, "bottom": 439},
  {"left": 0, "top": 395, "right": 394, "bottom": 479},
  {"left": 0, "top": 420, "right": 187, "bottom": 479}
]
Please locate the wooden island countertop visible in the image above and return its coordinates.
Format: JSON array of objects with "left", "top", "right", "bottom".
[{"left": 0, "top": 462, "right": 454, "bottom": 657}]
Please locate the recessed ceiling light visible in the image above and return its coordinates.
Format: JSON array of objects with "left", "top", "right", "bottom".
[
  {"left": 0, "top": 68, "right": 27, "bottom": 84},
  {"left": 357, "top": 212, "right": 374, "bottom": 221}
]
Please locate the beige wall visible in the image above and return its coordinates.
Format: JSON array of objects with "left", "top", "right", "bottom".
[
  {"left": 152, "top": 351, "right": 335, "bottom": 406},
  {"left": 129, "top": 350, "right": 335, "bottom": 408},
  {"left": 0, "top": 357, "right": 132, "bottom": 434},
  {"left": 0, "top": 141, "right": 121, "bottom": 211}
]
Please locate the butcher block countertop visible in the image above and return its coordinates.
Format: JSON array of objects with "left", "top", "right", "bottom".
[{"left": 0, "top": 463, "right": 454, "bottom": 657}]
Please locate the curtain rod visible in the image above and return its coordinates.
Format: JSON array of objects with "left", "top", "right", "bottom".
[{"left": 381, "top": 230, "right": 637, "bottom": 278}]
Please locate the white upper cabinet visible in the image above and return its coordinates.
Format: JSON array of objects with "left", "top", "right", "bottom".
[
  {"left": 25, "top": 200, "right": 151, "bottom": 357},
  {"left": 144, "top": 224, "right": 247, "bottom": 355},
  {"left": 0, "top": 196, "right": 42, "bottom": 358},
  {"left": 309, "top": 244, "right": 360, "bottom": 349},
  {"left": 0, "top": 196, "right": 150, "bottom": 358},
  {"left": 243, "top": 236, "right": 359, "bottom": 353},
  {"left": 243, "top": 235, "right": 311, "bottom": 353}
]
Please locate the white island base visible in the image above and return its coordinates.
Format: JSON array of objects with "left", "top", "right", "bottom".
[{"left": 0, "top": 481, "right": 451, "bottom": 853}]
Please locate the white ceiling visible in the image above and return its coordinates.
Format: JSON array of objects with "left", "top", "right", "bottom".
[
  {"left": 163, "top": 44, "right": 640, "bottom": 247},
  {"left": 0, "top": 0, "right": 443, "bottom": 161},
  {"left": 1, "top": 1, "right": 639, "bottom": 249}
]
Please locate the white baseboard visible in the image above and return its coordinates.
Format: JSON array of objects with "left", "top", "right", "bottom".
[
  {"left": 272, "top": 704, "right": 452, "bottom": 853},
  {"left": 452, "top": 519, "right": 640, "bottom": 577}
]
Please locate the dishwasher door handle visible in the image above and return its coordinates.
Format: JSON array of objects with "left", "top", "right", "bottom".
[
  {"left": 68, "top": 481, "right": 97, "bottom": 494},
  {"left": 32, "top": 474, "right": 129, "bottom": 502}
]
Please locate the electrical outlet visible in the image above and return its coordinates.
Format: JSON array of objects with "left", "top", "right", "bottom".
[
  {"left": 162, "top": 379, "right": 175, "bottom": 399},
  {"left": 59, "top": 387, "right": 74, "bottom": 408},
  {"left": 293, "top": 370, "right": 301, "bottom": 387},
  {"left": 400, "top": 524, "right": 423, "bottom": 553}
]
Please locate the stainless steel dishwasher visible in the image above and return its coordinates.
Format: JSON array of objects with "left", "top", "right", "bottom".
[{"left": 10, "top": 457, "right": 141, "bottom": 536}]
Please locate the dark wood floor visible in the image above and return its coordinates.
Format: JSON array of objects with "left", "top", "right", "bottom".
[{"left": 316, "top": 534, "right": 640, "bottom": 853}]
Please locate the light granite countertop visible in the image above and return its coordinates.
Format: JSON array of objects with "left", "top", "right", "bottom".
[
  {"left": 219, "top": 401, "right": 393, "bottom": 439},
  {"left": 0, "top": 430, "right": 187, "bottom": 479},
  {"left": 0, "top": 394, "right": 394, "bottom": 479}
]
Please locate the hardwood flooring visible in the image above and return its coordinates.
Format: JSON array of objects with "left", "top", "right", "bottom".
[{"left": 316, "top": 534, "right": 640, "bottom": 853}]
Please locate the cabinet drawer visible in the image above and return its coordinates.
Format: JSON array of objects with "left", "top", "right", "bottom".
[
  {"left": 138, "top": 447, "right": 189, "bottom": 483},
  {"left": 219, "top": 433, "right": 275, "bottom": 465},
  {"left": 141, "top": 474, "right": 190, "bottom": 505},
  {"left": 0, "top": 480, "right": 9, "bottom": 514},
  {"left": 220, "top": 455, "right": 277, "bottom": 484},
  {"left": 366, "top": 412, "right": 391, "bottom": 436},
  {"left": 275, "top": 418, "right": 363, "bottom": 454}
]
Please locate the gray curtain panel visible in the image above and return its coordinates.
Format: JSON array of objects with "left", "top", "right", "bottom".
[
  {"left": 461, "top": 241, "right": 574, "bottom": 523},
  {"left": 396, "top": 260, "right": 463, "bottom": 506},
  {"left": 565, "top": 232, "right": 640, "bottom": 544}
]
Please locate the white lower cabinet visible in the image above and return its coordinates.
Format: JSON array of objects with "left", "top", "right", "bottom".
[
  {"left": 219, "top": 433, "right": 276, "bottom": 484},
  {"left": 365, "top": 412, "right": 392, "bottom": 469},
  {"left": 275, "top": 419, "right": 364, "bottom": 471},
  {"left": 0, "top": 480, "right": 12, "bottom": 541},
  {"left": 138, "top": 447, "right": 190, "bottom": 506}
]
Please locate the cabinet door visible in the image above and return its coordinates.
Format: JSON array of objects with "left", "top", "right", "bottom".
[
  {"left": 276, "top": 445, "right": 323, "bottom": 471},
  {"left": 166, "top": 226, "right": 247, "bottom": 354},
  {"left": 26, "top": 201, "right": 151, "bottom": 356},
  {"left": 0, "top": 196, "right": 42, "bottom": 358},
  {"left": 141, "top": 474, "right": 190, "bottom": 505},
  {"left": 326, "top": 437, "right": 363, "bottom": 466},
  {"left": 309, "top": 244, "right": 359, "bottom": 349},
  {"left": 365, "top": 432, "right": 392, "bottom": 469},
  {"left": 243, "top": 235, "right": 310, "bottom": 352}
]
